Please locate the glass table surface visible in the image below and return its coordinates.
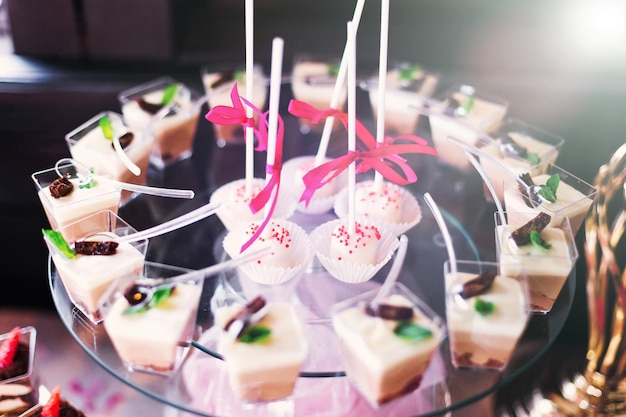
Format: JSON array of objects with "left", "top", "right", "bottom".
[{"left": 47, "top": 100, "right": 576, "bottom": 417}]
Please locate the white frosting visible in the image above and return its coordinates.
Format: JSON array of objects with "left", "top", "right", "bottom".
[
  {"left": 329, "top": 222, "right": 381, "bottom": 265},
  {"left": 238, "top": 220, "right": 296, "bottom": 268},
  {"left": 354, "top": 183, "right": 403, "bottom": 223},
  {"left": 215, "top": 302, "right": 308, "bottom": 402},
  {"left": 332, "top": 294, "right": 443, "bottom": 405},
  {"left": 104, "top": 283, "right": 202, "bottom": 372}
]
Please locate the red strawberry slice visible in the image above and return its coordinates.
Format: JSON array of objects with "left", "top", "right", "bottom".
[
  {"left": 42, "top": 385, "right": 61, "bottom": 417},
  {"left": 0, "top": 326, "right": 21, "bottom": 368}
]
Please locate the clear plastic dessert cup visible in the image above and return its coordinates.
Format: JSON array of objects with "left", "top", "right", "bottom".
[
  {"left": 331, "top": 282, "right": 445, "bottom": 407},
  {"left": 478, "top": 118, "right": 565, "bottom": 202},
  {"left": 290, "top": 53, "right": 346, "bottom": 135},
  {"left": 118, "top": 76, "right": 203, "bottom": 169},
  {"left": 495, "top": 211, "right": 578, "bottom": 314},
  {"left": 45, "top": 209, "right": 148, "bottom": 324},
  {"left": 0, "top": 326, "right": 38, "bottom": 417},
  {"left": 202, "top": 63, "right": 268, "bottom": 148},
  {"left": 502, "top": 163, "right": 598, "bottom": 236},
  {"left": 444, "top": 259, "right": 530, "bottom": 370},
  {"left": 101, "top": 262, "right": 202, "bottom": 375},
  {"left": 212, "top": 295, "right": 309, "bottom": 403},
  {"left": 426, "top": 83, "right": 508, "bottom": 171},
  {"left": 367, "top": 62, "right": 439, "bottom": 135},
  {"left": 32, "top": 162, "right": 122, "bottom": 242}
]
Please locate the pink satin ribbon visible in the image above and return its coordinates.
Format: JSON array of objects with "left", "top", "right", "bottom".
[{"left": 205, "top": 84, "right": 268, "bottom": 151}]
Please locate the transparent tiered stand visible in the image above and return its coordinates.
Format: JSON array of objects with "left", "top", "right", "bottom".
[{"left": 47, "top": 93, "right": 576, "bottom": 417}]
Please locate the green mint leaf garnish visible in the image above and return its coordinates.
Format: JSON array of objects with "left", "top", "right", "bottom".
[
  {"left": 327, "top": 63, "right": 340, "bottom": 77},
  {"left": 474, "top": 298, "right": 495, "bottom": 316},
  {"left": 161, "top": 84, "right": 179, "bottom": 105},
  {"left": 78, "top": 168, "right": 96, "bottom": 189},
  {"left": 99, "top": 115, "right": 114, "bottom": 140},
  {"left": 123, "top": 286, "right": 174, "bottom": 315},
  {"left": 538, "top": 173, "right": 560, "bottom": 203},
  {"left": 393, "top": 321, "right": 433, "bottom": 342},
  {"left": 525, "top": 153, "right": 540, "bottom": 165},
  {"left": 399, "top": 64, "right": 422, "bottom": 82},
  {"left": 238, "top": 325, "right": 272, "bottom": 344},
  {"left": 530, "top": 229, "right": 552, "bottom": 251},
  {"left": 42, "top": 229, "right": 76, "bottom": 259},
  {"left": 460, "top": 95, "right": 474, "bottom": 115},
  {"left": 234, "top": 69, "right": 245, "bottom": 82}
]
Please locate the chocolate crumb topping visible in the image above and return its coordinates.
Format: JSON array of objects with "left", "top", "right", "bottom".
[
  {"left": 459, "top": 271, "right": 496, "bottom": 299},
  {"left": 0, "top": 343, "right": 29, "bottom": 380},
  {"left": 136, "top": 98, "right": 163, "bottom": 115},
  {"left": 74, "top": 240, "right": 119, "bottom": 255},
  {"left": 110, "top": 132, "right": 134, "bottom": 150},
  {"left": 224, "top": 296, "right": 267, "bottom": 338},
  {"left": 210, "top": 70, "right": 235, "bottom": 90},
  {"left": 363, "top": 302, "right": 414, "bottom": 321},
  {"left": 49, "top": 176, "right": 74, "bottom": 198},
  {"left": 510, "top": 212, "right": 552, "bottom": 246}
]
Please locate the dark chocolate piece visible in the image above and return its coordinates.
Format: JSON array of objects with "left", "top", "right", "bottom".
[
  {"left": 124, "top": 284, "right": 149, "bottom": 306},
  {"left": 510, "top": 212, "right": 552, "bottom": 246},
  {"left": 443, "top": 97, "right": 462, "bottom": 117},
  {"left": 224, "top": 296, "right": 267, "bottom": 338},
  {"left": 210, "top": 70, "right": 235, "bottom": 89},
  {"left": 136, "top": 98, "right": 163, "bottom": 115},
  {"left": 48, "top": 176, "right": 73, "bottom": 199},
  {"left": 518, "top": 172, "right": 536, "bottom": 208},
  {"left": 73, "top": 240, "right": 119, "bottom": 255},
  {"left": 110, "top": 132, "right": 134, "bottom": 150},
  {"left": 459, "top": 271, "right": 496, "bottom": 299},
  {"left": 363, "top": 302, "right": 414, "bottom": 321}
]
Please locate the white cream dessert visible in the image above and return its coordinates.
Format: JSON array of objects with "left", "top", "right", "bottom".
[
  {"left": 35, "top": 175, "right": 121, "bottom": 242},
  {"left": 503, "top": 172, "right": 595, "bottom": 235},
  {"left": 210, "top": 179, "right": 265, "bottom": 231},
  {"left": 332, "top": 291, "right": 443, "bottom": 406},
  {"left": 50, "top": 232, "right": 147, "bottom": 323},
  {"left": 354, "top": 182, "right": 403, "bottom": 224},
  {"left": 368, "top": 64, "right": 438, "bottom": 135},
  {"left": 215, "top": 296, "right": 308, "bottom": 403},
  {"left": 291, "top": 58, "right": 346, "bottom": 134},
  {"left": 203, "top": 67, "right": 268, "bottom": 145},
  {"left": 329, "top": 221, "right": 381, "bottom": 265},
  {"left": 479, "top": 130, "right": 562, "bottom": 202},
  {"left": 103, "top": 280, "right": 202, "bottom": 373},
  {"left": 445, "top": 269, "right": 528, "bottom": 369},
  {"left": 496, "top": 213, "right": 577, "bottom": 313},
  {"left": 429, "top": 86, "right": 507, "bottom": 170},
  {"left": 66, "top": 112, "right": 153, "bottom": 202},
  {"left": 120, "top": 80, "right": 201, "bottom": 167}
]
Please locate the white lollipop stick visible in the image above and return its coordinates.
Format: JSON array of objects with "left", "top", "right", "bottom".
[
  {"left": 264, "top": 37, "right": 284, "bottom": 217},
  {"left": 314, "top": 0, "right": 366, "bottom": 167},
  {"left": 373, "top": 0, "right": 390, "bottom": 190},
  {"left": 373, "top": 234, "right": 408, "bottom": 304},
  {"left": 347, "top": 20, "right": 357, "bottom": 234},
  {"left": 245, "top": 0, "right": 255, "bottom": 193}
]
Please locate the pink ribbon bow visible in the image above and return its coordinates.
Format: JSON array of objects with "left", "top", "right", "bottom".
[{"left": 205, "top": 83, "right": 268, "bottom": 151}]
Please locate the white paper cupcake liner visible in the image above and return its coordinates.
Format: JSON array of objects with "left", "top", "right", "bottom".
[
  {"left": 282, "top": 156, "right": 348, "bottom": 215},
  {"left": 223, "top": 218, "right": 313, "bottom": 285},
  {"left": 310, "top": 218, "right": 399, "bottom": 284},
  {"left": 210, "top": 178, "right": 297, "bottom": 231},
  {"left": 333, "top": 180, "right": 422, "bottom": 236}
]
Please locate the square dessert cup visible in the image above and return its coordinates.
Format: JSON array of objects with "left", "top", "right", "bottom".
[
  {"left": 290, "top": 53, "right": 346, "bottom": 135},
  {"left": 478, "top": 118, "right": 565, "bottom": 202},
  {"left": 0, "top": 326, "right": 38, "bottom": 417},
  {"left": 367, "top": 62, "right": 439, "bottom": 135},
  {"left": 494, "top": 211, "right": 578, "bottom": 314},
  {"left": 427, "top": 83, "right": 508, "bottom": 171},
  {"left": 444, "top": 259, "right": 530, "bottom": 370},
  {"left": 502, "top": 162, "right": 598, "bottom": 236},
  {"left": 65, "top": 110, "right": 154, "bottom": 203},
  {"left": 202, "top": 63, "right": 268, "bottom": 147},
  {"left": 331, "top": 282, "right": 445, "bottom": 407},
  {"left": 118, "top": 76, "right": 203, "bottom": 169},
  {"left": 101, "top": 262, "right": 202, "bottom": 376},
  {"left": 45, "top": 209, "right": 148, "bottom": 324},
  {"left": 212, "top": 295, "right": 309, "bottom": 403},
  {"left": 32, "top": 162, "right": 122, "bottom": 242}
]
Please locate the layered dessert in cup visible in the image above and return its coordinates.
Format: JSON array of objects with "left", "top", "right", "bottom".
[
  {"left": 367, "top": 62, "right": 439, "bottom": 135},
  {"left": 427, "top": 84, "right": 508, "bottom": 170},
  {"left": 331, "top": 282, "right": 445, "bottom": 407},
  {"left": 202, "top": 64, "right": 268, "bottom": 147},
  {"left": 119, "top": 76, "right": 203, "bottom": 168},
  {"left": 32, "top": 162, "right": 121, "bottom": 242},
  {"left": 495, "top": 211, "right": 578, "bottom": 313},
  {"left": 65, "top": 111, "right": 154, "bottom": 203},
  {"left": 44, "top": 210, "right": 148, "bottom": 324},
  {"left": 502, "top": 163, "right": 598, "bottom": 235},
  {"left": 444, "top": 259, "right": 530, "bottom": 370},
  {"left": 101, "top": 262, "right": 202, "bottom": 375},
  {"left": 213, "top": 295, "right": 309, "bottom": 403},
  {"left": 19, "top": 385, "right": 86, "bottom": 417},
  {"left": 478, "top": 118, "right": 565, "bottom": 202},
  {"left": 290, "top": 53, "right": 346, "bottom": 135},
  {"left": 0, "top": 326, "right": 38, "bottom": 417}
]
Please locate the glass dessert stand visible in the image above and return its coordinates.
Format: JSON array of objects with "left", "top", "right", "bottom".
[{"left": 46, "top": 105, "right": 576, "bottom": 417}]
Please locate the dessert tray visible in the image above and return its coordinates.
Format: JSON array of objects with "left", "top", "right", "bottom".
[{"left": 47, "top": 105, "right": 576, "bottom": 416}]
